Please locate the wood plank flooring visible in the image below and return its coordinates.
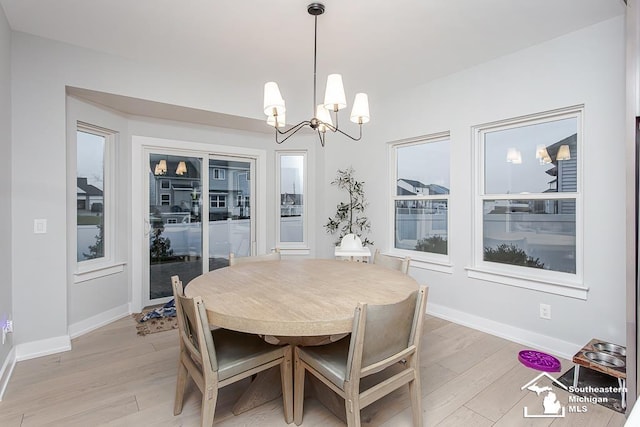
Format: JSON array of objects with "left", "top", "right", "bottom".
[{"left": 0, "top": 315, "right": 628, "bottom": 426}]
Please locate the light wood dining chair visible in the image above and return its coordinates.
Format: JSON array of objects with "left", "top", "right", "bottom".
[
  {"left": 171, "top": 275, "right": 293, "bottom": 426},
  {"left": 293, "top": 285, "right": 428, "bottom": 427},
  {"left": 372, "top": 249, "right": 411, "bottom": 275},
  {"left": 229, "top": 248, "right": 281, "bottom": 266}
]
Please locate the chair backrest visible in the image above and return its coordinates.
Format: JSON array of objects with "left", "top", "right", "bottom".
[
  {"left": 229, "top": 248, "right": 281, "bottom": 266},
  {"left": 171, "top": 276, "right": 218, "bottom": 373},
  {"left": 345, "top": 286, "right": 428, "bottom": 380},
  {"left": 372, "top": 249, "right": 410, "bottom": 275}
]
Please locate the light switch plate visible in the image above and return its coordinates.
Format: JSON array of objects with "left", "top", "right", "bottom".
[{"left": 34, "top": 219, "right": 47, "bottom": 234}]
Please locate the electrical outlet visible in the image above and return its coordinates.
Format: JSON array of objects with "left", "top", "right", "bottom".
[{"left": 539, "top": 303, "right": 551, "bottom": 320}]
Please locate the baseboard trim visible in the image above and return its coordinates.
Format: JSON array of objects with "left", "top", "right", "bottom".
[
  {"left": 427, "top": 302, "right": 579, "bottom": 360},
  {"left": 0, "top": 347, "right": 16, "bottom": 401},
  {"left": 68, "top": 303, "right": 131, "bottom": 339},
  {"left": 15, "top": 336, "right": 72, "bottom": 362}
]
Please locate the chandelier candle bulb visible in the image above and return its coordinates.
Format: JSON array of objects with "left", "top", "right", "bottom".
[{"left": 267, "top": 112, "right": 286, "bottom": 127}]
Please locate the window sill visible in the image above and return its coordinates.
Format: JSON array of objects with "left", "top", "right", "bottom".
[
  {"left": 409, "top": 258, "right": 454, "bottom": 274},
  {"left": 465, "top": 266, "right": 589, "bottom": 300},
  {"left": 384, "top": 251, "right": 453, "bottom": 274},
  {"left": 75, "top": 262, "right": 126, "bottom": 283}
]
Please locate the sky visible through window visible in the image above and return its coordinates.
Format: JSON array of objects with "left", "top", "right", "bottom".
[
  {"left": 397, "top": 139, "right": 450, "bottom": 190},
  {"left": 280, "top": 155, "right": 303, "bottom": 195},
  {"left": 77, "top": 131, "right": 105, "bottom": 190}
]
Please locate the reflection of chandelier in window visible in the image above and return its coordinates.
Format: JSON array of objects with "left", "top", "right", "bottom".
[
  {"left": 535, "top": 144, "right": 571, "bottom": 164},
  {"left": 154, "top": 159, "right": 167, "bottom": 175},
  {"left": 153, "top": 159, "right": 188, "bottom": 175},
  {"left": 176, "top": 161, "right": 187, "bottom": 175}
]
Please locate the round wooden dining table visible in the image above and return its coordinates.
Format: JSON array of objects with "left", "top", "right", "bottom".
[
  {"left": 185, "top": 258, "right": 421, "bottom": 418},
  {"left": 184, "top": 258, "right": 420, "bottom": 339}
]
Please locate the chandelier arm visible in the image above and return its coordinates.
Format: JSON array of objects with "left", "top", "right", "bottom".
[
  {"left": 332, "top": 123, "right": 363, "bottom": 141},
  {"left": 274, "top": 120, "right": 311, "bottom": 144},
  {"left": 316, "top": 119, "right": 363, "bottom": 141}
]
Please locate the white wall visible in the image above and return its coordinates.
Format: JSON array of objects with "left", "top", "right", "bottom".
[
  {"left": 0, "top": 4, "right": 13, "bottom": 375},
  {"left": 362, "top": 16, "right": 627, "bottom": 357}
]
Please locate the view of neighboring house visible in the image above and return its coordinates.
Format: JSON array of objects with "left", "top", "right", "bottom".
[
  {"left": 397, "top": 178, "right": 449, "bottom": 196},
  {"left": 149, "top": 158, "right": 252, "bottom": 224},
  {"left": 76, "top": 177, "right": 103, "bottom": 214}
]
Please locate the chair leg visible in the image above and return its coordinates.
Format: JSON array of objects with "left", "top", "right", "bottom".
[
  {"left": 344, "top": 396, "right": 361, "bottom": 427},
  {"left": 201, "top": 383, "right": 218, "bottom": 427},
  {"left": 408, "top": 372, "right": 422, "bottom": 427},
  {"left": 293, "top": 349, "right": 306, "bottom": 425},
  {"left": 280, "top": 346, "right": 294, "bottom": 424},
  {"left": 174, "top": 359, "right": 188, "bottom": 416}
]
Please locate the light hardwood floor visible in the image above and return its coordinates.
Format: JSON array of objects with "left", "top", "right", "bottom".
[{"left": 0, "top": 315, "right": 628, "bottom": 426}]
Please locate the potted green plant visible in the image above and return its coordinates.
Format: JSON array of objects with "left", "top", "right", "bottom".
[{"left": 324, "top": 167, "right": 373, "bottom": 246}]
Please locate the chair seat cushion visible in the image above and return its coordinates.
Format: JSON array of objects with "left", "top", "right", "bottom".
[
  {"left": 297, "top": 336, "right": 350, "bottom": 389},
  {"left": 213, "top": 329, "right": 286, "bottom": 381}
]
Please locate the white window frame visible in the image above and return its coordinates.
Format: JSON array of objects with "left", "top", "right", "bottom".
[
  {"left": 209, "top": 194, "right": 227, "bottom": 208},
  {"left": 275, "top": 151, "right": 309, "bottom": 254},
  {"left": 468, "top": 105, "right": 587, "bottom": 299},
  {"left": 160, "top": 194, "right": 171, "bottom": 206},
  {"left": 74, "top": 122, "right": 123, "bottom": 281},
  {"left": 213, "top": 168, "right": 226, "bottom": 180},
  {"left": 388, "top": 132, "right": 452, "bottom": 273}
]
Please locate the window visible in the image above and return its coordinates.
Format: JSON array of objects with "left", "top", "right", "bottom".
[
  {"left": 237, "top": 195, "right": 250, "bottom": 207},
  {"left": 471, "top": 106, "right": 585, "bottom": 298},
  {"left": 160, "top": 194, "right": 171, "bottom": 206},
  {"left": 390, "top": 133, "right": 450, "bottom": 266},
  {"left": 210, "top": 194, "right": 227, "bottom": 208},
  {"left": 213, "top": 168, "right": 225, "bottom": 180},
  {"left": 76, "top": 123, "right": 116, "bottom": 268},
  {"left": 161, "top": 180, "right": 170, "bottom": 189},
  {"left": 276, "top": 152, "right": 308, "bottom": 252}
]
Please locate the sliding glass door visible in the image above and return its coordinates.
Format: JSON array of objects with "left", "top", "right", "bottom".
[
  {"left": 148, "top": 153, "right": 203, "bottom": 302},
  {"left": 145, "top": 151, "right": 255, "bottom": 306},
  {"left": 208, "top": 157, "right": 254, "bottom": 268}
]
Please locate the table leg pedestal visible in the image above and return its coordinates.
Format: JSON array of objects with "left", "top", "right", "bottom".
[
  {"left": 232, "top": 367, "right": 282, "bottom": 415},
  {"left": 573, "top": 365, "right": 580, "bottom": 388}
]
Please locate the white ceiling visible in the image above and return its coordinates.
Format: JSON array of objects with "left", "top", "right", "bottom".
[{"left": 0, "top": 0, "right": 626, "bottom": 123}]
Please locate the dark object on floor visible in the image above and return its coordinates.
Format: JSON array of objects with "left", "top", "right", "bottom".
[{"left": 556, "top": 366, "right": 625, "bottom": 414}]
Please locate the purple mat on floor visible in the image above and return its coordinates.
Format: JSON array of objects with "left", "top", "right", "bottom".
[{"left": 518, "top": 349, "right": 561, "bottom": 372}]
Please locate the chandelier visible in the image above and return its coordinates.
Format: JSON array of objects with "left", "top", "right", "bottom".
[{"left": 262, "top": 3, "right": 370, "bottom": 147}]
